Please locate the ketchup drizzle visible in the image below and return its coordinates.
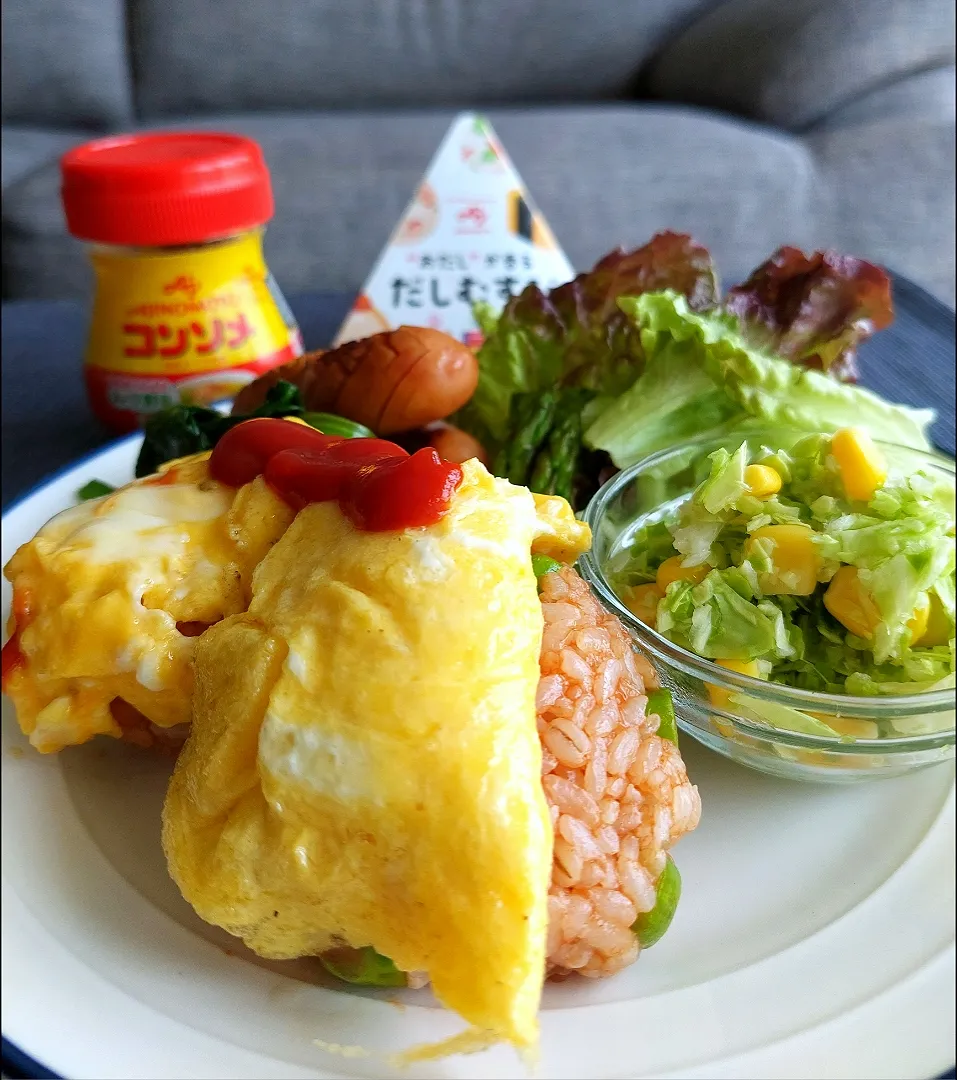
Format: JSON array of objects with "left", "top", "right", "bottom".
[
  {"left": 209, "top": 418, "right": 463, "bottom": 531},
  {"left": 2, "top": 588, "right": 32, "bottom": 690}
]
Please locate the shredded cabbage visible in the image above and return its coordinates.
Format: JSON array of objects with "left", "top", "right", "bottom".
[{"left": 615, "top": 430, "right": 956, "bottom": 739}]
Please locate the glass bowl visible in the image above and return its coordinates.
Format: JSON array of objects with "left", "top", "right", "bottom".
[{"left": 579, "top": 430, "right": 956, "bottom": 784}]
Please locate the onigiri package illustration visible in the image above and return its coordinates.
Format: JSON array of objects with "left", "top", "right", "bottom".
[{"left": 332, "top": 113, "right": 574, "bottom": 347}]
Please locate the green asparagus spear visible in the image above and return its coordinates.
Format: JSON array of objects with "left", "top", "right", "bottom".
[
  {"left": 528, "top": 445, "right": 556, "bottom": 494},
  {"left": 492, "top": 393, "right": 533, "bottom": 478},
  {"left": 525, "top": 389, "right": 589, "bottom": 498},
  {"left": 548, "top": 408, "right": 583, "bottom": 503},
  {"left": 505, "top": 390, "right": 559, "bottom": 485}
]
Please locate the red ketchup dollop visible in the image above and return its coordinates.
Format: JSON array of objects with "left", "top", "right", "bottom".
[
  {"left": 2, "top": 587, "right": 33, "bottom": 690},
  {"left": 209, "top": 418, "right": 463, "bottom": 531},
  {"left": 1, "top": 635, "right": 24, "bottom": 690}
]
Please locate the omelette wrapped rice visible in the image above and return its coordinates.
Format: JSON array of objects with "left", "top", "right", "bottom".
[
  {"left": 163, "top": 460, "right": 590, "bottom": 1056},
  {"left": 3, "top": 429, "right": 700, "bottom": 1058}
]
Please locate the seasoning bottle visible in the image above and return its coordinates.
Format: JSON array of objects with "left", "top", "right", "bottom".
[{"left": 61, "top": 132, "right": 303, "bottom": 432}]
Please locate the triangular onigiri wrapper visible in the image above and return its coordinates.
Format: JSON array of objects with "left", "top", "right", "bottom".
[{"left": 333, "top": 112, "right": 574, "bottom": 347}]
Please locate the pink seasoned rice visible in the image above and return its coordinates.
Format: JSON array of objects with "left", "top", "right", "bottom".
[{"left": 538, "top": 567, "right": 701, "bottom": 979}]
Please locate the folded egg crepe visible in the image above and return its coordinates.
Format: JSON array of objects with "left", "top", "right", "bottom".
[
  {"left": 3, "top": 455, "right": 293, "bottom": 752},
  {"left": 162, "top": 459, "right": 591, "bottom": 1055}
]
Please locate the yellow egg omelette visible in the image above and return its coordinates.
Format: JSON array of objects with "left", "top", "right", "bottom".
[
  {"left": 162, "top": 458, "right": 591, "bottom": 1058},
  {"left": 3, "top": 454, "right": 294, "bottom": 752}
]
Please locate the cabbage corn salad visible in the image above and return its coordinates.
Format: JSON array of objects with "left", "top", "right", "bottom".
[{"left": 615, "top": 429, "right": 956, "bottom": 739}]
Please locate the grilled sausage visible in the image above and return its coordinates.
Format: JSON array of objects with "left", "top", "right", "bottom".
[{"left": 232, "top": 327, "right": 479, "bottom": 435}]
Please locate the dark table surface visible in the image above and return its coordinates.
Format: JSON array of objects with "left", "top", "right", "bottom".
[{"left": 1, "top": 286, "right": 955, "bottom": 1080}]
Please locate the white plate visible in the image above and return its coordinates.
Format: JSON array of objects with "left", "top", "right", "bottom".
[{"left": 2, "top": 438, "right": 955, "bottom": 1080}]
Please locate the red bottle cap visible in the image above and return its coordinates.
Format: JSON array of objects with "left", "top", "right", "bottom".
[{"left": 61, "top": 132, "right": 274, "bottom": 247}]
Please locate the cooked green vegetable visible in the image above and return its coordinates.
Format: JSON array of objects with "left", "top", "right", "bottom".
[
  {"left": 302, "top": 412, "right": 375, "bottom": 440},
  {"left": 490, "top": 385, "right": 593, "bottom": 501},
  {"left": 633, "top": 855, "right": 682, "bottom": 948},
  {"left": 319, "top": 947, "right": 406, "bottom": 988},
  {"left": 498, "top": 390, "right": 559, "bottom": 485},
  {"left": 532, "top": 553, "right": 563, "bottom": 579},
  {"left": 528, "top": 445, "right": 556, "bottom": 495},
  {"left": 136, "top": 381, "right": 304, "bottom": 477},
  {"left": 544, "top": 390, "right": 590, "bottom": 502},
  {"left": 646, "top": 688, "right": 678, "bottom": 746},
  {"left": 135, "top": 381, "right": 371, "bottom": 477},
  {"left": 456, "top": 234, "right": 719, "bottom": 503},
  {"left": 77, "top": 479, "right": 115, "bottom": 501}
]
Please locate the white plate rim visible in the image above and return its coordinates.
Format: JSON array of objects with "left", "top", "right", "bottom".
[{"left": 1, "top": 438, "right": 955, "bottom": 1080}]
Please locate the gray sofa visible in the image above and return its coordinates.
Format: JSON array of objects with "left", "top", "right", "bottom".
[{"left": 3, "top": 0, "right": 955, "bottom": 307}]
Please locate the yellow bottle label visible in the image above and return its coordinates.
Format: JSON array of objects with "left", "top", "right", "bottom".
[{"left": 84, "top": 230, "right": 302, "bottom": 426}]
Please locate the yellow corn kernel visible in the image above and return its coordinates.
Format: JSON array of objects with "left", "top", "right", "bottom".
[
  {"left": 793, "top": 749, "right": 848, "bottom": 768},
  {"left": 656, "top": 555, "right": 709, "bottom": 592},
  {"left": 824, "top": 566, "right": 881, "bottom": 638},
  {"left": 744, "top": 523, "right": 821, "bottom": 596},
  {"left": 743, "top": 463, "right": 782, "bottom": 498},
  {"left": 907, "top": 592, "right": 931, "bottom": 645},
  {"left": 707, "top": 658, "right": 763, "bottom": 709},
  {"left": 918, "top": 591, "right": 953, "bottom": 647},
  {"left": 825, "top": 567, "right": 933, "bottom": 644},
  {"left": 623, "top": 583, "right": 663, "bottom": 626},
  {"left": 824, "top": 566, "right": 880, "bottom": 638},
  {"left": 831, "top": 427, "right": 887, "bottom": 502}
]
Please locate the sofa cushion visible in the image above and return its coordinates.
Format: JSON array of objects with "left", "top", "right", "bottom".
[
  {"left": 1, "top": 128, "right": 92, "bottom": 191},
  {"left": 647, "top": 0, "right": 956, "bottom": 130},
  {"left": 1, "top": 0, "right": 133, "bottom": 129},
  {"left": 1, "top": 106, "right": 819, "bottom": 302},
  {"left": 130, "top": 0, "right": 716, "bottom": 117},
  {"left": 808, "top": 68, "right": 957, "bottom": 308}
]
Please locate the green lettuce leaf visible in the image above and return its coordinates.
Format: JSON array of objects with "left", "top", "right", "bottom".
[
  {"left": 846, "top": 663, "right": 955, "bottom": 698},
  {"left": 458, "top": 300, "right": 565, "bottom": 448},
  {"left": 770, "top": 587, "right": 955, "bottom": 696},
  {"left": 807, "top": 468, "right": 956, "bottom": 662},
  {"left": 455, "top": 234, "right": 719, "bottom": 451},
  {"left": 697, "top": 443, "right": 749, "bottom": 515},
  {"left": 717, "top": 348, "right": 933, "bottom": 452},
  {"left": 583, "top": 293, "right": 742, "bottom": 468},
  {"left": 670, "top": 501, "right": 729, "bottom": 569},
  {"left": 657, "top": 570, "right": 788, "bottom": 661},
  {"left": 863, "top": 545, "right": 956, "bottom": 663},
  {"left": 585, "top": 291, "right": 933, "bottom": 466},
  {"left": 615, "top": 519, "right": 679, "bottom": 585}
]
